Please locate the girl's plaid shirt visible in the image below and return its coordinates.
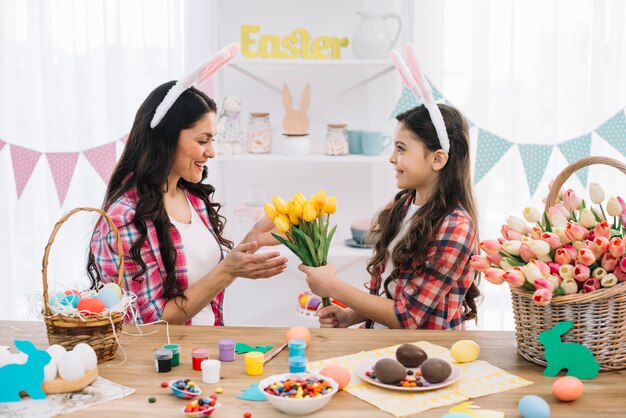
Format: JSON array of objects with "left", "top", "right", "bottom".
[
  {"left": 366, "top": 207, "right": 477, "bottom": 329},
  {"left": 91, "top": 187, "right": 225, "bottom": 325}
]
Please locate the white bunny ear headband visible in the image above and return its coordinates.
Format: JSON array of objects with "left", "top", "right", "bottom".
[
  {"left": 390, "top": 44, "right": 450, "bottom": 153},
  {"left": 150, "top": 43, "right": 241, "bottom": 129}
]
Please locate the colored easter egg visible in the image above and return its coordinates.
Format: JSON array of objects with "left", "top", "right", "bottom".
[
  {"left": 102, "top": 283, "right": 123, "bottom": 299},
  {"left": 519, "top": 394, "right": 551, "bottom": 418},
  {"left": 76, "top": 297, "right": 106, "bottom": 315},
  {"left": 552, "top": 376, "right": 583, "bottom": 402},
  {"left": 96, "top": 288, "right": 120, "bottom": 309},
  {"left": 58, "top": 351, "right": 85, "bottom": 380},
  {"left": 72, "top": 343, "right": 98, "bottom": 371},
  {"left": 285, "top": 326, "right": 311, "bottom": 343},
  {"left": 450, "top": 340, "right": 481, "bottom": 363},
  {"left": 47, "top": 344, "right": 67, "bottom": 363},
  {"left": 320, "top": 365, "right": 351, "bottom": 390},
  {"left": 49, "top": 292, "right": 67, "bottom": 307},
  {"left": 60, "top": 294, "right": 80, "bottom": 308},
  {"left": 44, "top": 358, "right": 58, "bottom": 381},
  {"left": 64, "top": 289, "right": 80, "bottom": 296}
]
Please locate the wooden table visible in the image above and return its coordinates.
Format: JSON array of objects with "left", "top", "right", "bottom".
[{"left": 1, "top": 321, "right": 624, "bottom": 417}]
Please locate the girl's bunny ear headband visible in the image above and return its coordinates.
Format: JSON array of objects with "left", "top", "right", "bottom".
[
  {"left": 150, "top": 43, "right": 241, "bottom": 129},
  {"left": 390, "top": 43, "right": 450, "bottom": 153}
]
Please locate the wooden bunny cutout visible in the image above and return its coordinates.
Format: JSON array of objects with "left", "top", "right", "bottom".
[
  {"left": 282, "top": 83, "right": 310, "bottom": 135},
  {"left": 0, "top": 340, "right": 51, "bottom": 402},
  {"left": 539, "top": 321, "right": 599, "bottom": 379}
]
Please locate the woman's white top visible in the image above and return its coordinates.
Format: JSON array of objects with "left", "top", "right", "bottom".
[
  {"left": 373, "top": 200, "right": 421, "bottom": 329},
  {"left": 169, "top": 195, "right": 222, "bottom": 325}
]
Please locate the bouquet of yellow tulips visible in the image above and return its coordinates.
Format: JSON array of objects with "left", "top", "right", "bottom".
[{"left": 264, "top": 190, "right": 337, "bottom": 307}]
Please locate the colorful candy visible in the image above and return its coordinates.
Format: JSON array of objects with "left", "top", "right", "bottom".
[
  {"left": 173, "top": 379, "right": 201, "bottom": 394},
  {"left": 365, "top": 368, "right": 425, "bottom": 387},
  {"left": 183, "top": 395, "right": 218, "bottom": 413},
  {"left": 262, "top": 377, "right": 334, "bottom": 398},
  {"left": 148, "top": 397, "right": 156, "bottom": 403}
]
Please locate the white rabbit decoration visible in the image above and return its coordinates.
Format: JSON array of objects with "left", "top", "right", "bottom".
[{"left": 216, "top": 95, "right": 244, "bottom": 155}]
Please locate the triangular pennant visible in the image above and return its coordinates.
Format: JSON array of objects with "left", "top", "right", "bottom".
[
  {"left": 518, "top": 144, "right": 554, "bottom": 196},
  {"left": 595, "top": 110, "right": 626, "bottom": 157},
  {"left": 557, "top": 134, "right": 592, "bottom": 186},
  {"left": 10, "top": 145, "right": 41, "bottom": 199},
  {"left": 428, "top": 78, "right": 444, "bottom": 101},
  {"left": 474, "top": 130, "right": 513, "bottom": 184},
  {"left": 390, "top": 87, "right": 420, "bottom": 119},
  {"left": 118, "top": 134, "right": 129, "bottom": 144},
  {"left": 46, "top": 152, "right": 79, "bottom": 205},
  {"left": 84, "top": 142, "right": 117, "bottom": 183},
  {"left": 0, "top": 138, "right": 6, "bottom": 152}
]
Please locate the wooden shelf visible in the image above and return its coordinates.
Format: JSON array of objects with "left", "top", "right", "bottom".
[{"left": 215, "top": 153, "right": 390, "bottom": 163}]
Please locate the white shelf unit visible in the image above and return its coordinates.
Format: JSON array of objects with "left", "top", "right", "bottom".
[{"left": 231, "top": 58, "right": 393, "bottom": 66}]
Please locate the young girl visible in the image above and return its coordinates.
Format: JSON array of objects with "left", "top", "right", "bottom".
[{"left": 299, "top": 45, "right": 480, "bottom": 329}]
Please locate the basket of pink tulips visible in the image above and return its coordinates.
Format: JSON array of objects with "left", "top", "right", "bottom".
[{"left": 472, "top": 156, "right": 626, "bottom": 371}]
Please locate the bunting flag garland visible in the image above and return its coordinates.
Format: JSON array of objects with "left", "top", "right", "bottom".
[
  {"left": 391, "top": 81, "right": 626, "bottom": 196},
  {"left": 46, "top": 152, "right": 79, "bottom": 205},
  {"left": 84, "top": 142, "right": 117, "bottom": 183},
  {"left": 0, "top": 138, "right": 6, "bottom": 152},
  {"left": 10, "top": 145, "right": 41, "bottom": 199}
]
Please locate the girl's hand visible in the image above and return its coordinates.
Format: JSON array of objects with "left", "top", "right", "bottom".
[
  {"left": 317, "top": 305, "right": 362, "bottom": 328},
  {"left": 242, "top": 216, "right": 284, "bottom": 249},
  {"left": 298, "top": 264, "right": 338, "bottom": 298},
  {"left": 223, "top": 241, "right": 287, "bottom": 279}
]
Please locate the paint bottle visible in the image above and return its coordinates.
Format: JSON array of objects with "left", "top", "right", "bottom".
[
  {"left": 201, "top": 359, "right": 221, "bottom": 384},
  {"left": 288, "top": 339, "right": 306, "bottom": 357},
  {"left": 218, "top": 339, "right": 235, "bottom": 362},
  {"left": 245, "top": 352, "right": 264, "bottom": 376},
  {"left": 162, "top": 344, "right": 180, "bottom": 367},
  {"left": 154, "top": 349, "right": 173, "bottom": 373},
  {"left": 288, "top": 356, "right": 307, "bottom": 373},
  {"left": 191, "top": 347, "right": 209, "bottom": 371}
]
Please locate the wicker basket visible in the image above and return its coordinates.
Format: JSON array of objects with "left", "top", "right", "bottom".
[
  {"left": 42, "top": 207, "right": 125, "bottom": 363},
  {"left": 510, "top": 156, "right": 626, "bottom": 371}
]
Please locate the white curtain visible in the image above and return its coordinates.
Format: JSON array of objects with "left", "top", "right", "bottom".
[
  {"left": 412, "top": 0, "right": 626, "bottom": 329},
  {"left": 0, "top": 0, "right": 217, "bottom": 320}
]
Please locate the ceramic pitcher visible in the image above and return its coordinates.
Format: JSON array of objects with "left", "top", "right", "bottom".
[{"left": 352, "top": 11, "right": 402, "bottom": 59}]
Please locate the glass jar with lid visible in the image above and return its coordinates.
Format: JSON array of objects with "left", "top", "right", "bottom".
[
  {"left": 325, "top": 124, "right": 349, "bottom": 156},
  {"left": 247, "top": 113, "right": 272, "bottom": 154}
]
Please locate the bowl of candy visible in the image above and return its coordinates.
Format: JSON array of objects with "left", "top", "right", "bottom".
[
  {"left": 170, "top": 379, "right": 202, "bottom": 399},
  {"left": 180, "top": 396, "right": 220, "bottom": 417},
  {"left": 258, "top": 372, "right": 338, "bottom": 416}
]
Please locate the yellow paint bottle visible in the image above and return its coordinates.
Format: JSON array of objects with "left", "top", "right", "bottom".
[{"left": 245, "top": 352, "right": 264, "bottom": 376}]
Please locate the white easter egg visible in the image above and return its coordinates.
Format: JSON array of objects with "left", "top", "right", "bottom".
[
  {"left": 72, "top": 343, "right": 98, "bottom": 371},
  {"left": 8, "top": 353, "right": 28, "bottom": 365},
  {"left": 96, "top": 288, "right": 120, "bottom": 309},
  {"left": 43, "top": 357, "right": 58, "bottom": 381},
  {"left": 58, "top": 351, "right": 85, "bottom": 380},
  {"left": 47, "top": 344, "right": 67, "bottom": 363},
  {"left": 102, "top": 283, "right": 123, "bottom": 299}
]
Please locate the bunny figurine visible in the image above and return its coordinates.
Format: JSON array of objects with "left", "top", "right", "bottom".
[
  {"left": 282, "top": 84, "right": 311, "bottom": 135},
  {"left": 538, "top": 321, "right": 600, "bottom": 379},
  {"left": 216, "top": 95, "right": 244, "bottom": 155},
  {"left": 0, "top": 340, "right": 51, "bottom": 402}
]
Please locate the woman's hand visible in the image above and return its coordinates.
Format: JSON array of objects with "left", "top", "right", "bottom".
[
  {"left": 222, "top": 241, "right": 287, "bottom": 279},
  {"left": 317, "top": 305, "right": 363, "bottom": 328},
  {"left": 298, "top": 264, "right": 339, "bottom": 298},
  {"left": 242, "top": 216, "right": 284, "bottom": 249}
]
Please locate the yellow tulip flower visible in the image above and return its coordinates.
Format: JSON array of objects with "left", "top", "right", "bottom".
[
  {"left": 264, "top": 203, "right": 278, "bottom": 221},
  {"left": 313, "top": 190, "right": 327, "bottom": 209},
  {"left": 294, "top": 192, "right": 307, "bottom": 206},
  {"left": 322, "top": 196, "right": 337, "bottom": 215},
  {"left": 272, "top": 195, "right": 289, "bottom": 215},
  {"left": 288, "top": 201, "right": 303, "bottom": 218},
  {"left": 289, "top": 214, "right": 300, "bottom": 226},
  {"left": 274, "top": 213, "right": 291, "bottom": 233},
  {"left": 302, "top": 202, "right": 317, "bottom": 222}
]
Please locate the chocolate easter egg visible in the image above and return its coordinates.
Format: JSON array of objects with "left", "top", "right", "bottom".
[
  {"left": 373, "top": 358, "right": 406, "bottom": 385},
  {"left": 395, "top": 344, "right": 428, "bottom": 367},
  {"left": 420, "top": 358, "right": 452, "bottom": 384}
]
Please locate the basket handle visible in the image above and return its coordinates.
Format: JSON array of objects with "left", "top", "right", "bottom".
[
  {"left": 544, "top": 156, "right": 626, "bottom": 213},
  {"left": 42, "top": 207, "right": 125, "bottom": 316}
]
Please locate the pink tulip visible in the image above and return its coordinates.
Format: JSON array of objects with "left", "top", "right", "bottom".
[
  {"left": 534, "top": 278, "right": 555, "bottom": 292},
  {"left": 574, "top": 264, "right": 591, "bottom": 282},
  {"left": 479, "top": 239, "right": 502, "bottom": 255},
  {"left": 533, "top": 288, "right": 553, "bottom": 305},
  {"left": 504, "top": 268, "right": 526, "bottom": 287},
  {"left": 562, "top": 243, "right": 578, "bottom": 258},
  {"left": 501, "top": 224, "right": 523, "bottom": 241},
  {"left": 577, "top": 248, "right": 596, "bottom": 266},
  {"left": 565, "top": 223, "right": 588, "bottom": 242},
  {"left": 563, "top": 189, "right": 580, "bottom": 211},
  {"left": 587, "top": 229, "right": 596, "bottom": 241},
  {"left": 520, "top": 244, "right": 534, "bottom": 262},
  {"left": 470, "top": 255, "right": 491, "bottom": 272},
  {"left": 548, "top": 262, "right": 560, "bottom": 276},
  {"left": 484, "top": 268, "right": 506, "bottom": 284},
  {"left": 529, "top": 227, "right": 541, "bottom": 240},
  {"left": 583, "top": 278, "right": 600, "bottom": 293},
  {"left": 594, "top": 221, "right": 611, "bottom": 240},
  {"left": 532, "top": 259, "right": 551, "bottom": 277},
  {"left": 601, "top": 253, "right": 618, "bottom": 272},
  {"left": 541, "top": 232, "right": 562, "bottom": 250},
  {"left": 617, "top": 196, "right": 626, "bottom": 213},
  {"left": 620, "top": 257, "right": 626, "bottom": 272},
  {"left": 591, "top": 236, "right": 610, "bottom": 256},
  {"left": 609, "top": 237, "right": 625, "bottom": 258},
  {"left": 614, "top": 266, "right": 626, "bottom": 282},
  {"left": 487, "top": 253, "right": 504, "bottom": 266},
  {"left": 555, "top": 202, "right": 573, "bottom": 219},
  {"left": 554, "top": 248, "right": 572, "bottom": 265}
]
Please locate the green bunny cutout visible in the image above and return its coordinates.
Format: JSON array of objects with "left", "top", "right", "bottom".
[{"left": 539, "top": 321, "right": 599, "bottom": 379}]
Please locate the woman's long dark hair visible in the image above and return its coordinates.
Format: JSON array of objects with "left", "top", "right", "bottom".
[
  {"left": 87, "top": 82, "right": 233, "bottom": 303},
  {"left": 366, "top": 104, "right": 481, "bottom": 322}
]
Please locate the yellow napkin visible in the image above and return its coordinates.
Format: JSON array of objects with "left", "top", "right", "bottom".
[{"left": 308, "top": 341, "right": 532, "bottom": 417}]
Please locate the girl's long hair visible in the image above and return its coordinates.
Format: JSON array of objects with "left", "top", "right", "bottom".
[
  {"left": 87, "top": 82, "right": 233, "bottom": 302},
  {"left": 366, "top": 104, "right": 481, "bottom": 321}
]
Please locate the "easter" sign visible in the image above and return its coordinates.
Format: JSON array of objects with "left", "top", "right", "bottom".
[{"left": 241, "top": 25, "right": 349, "bottom": 60}]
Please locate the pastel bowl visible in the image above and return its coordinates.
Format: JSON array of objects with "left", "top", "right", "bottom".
[
  {"left": 258, "top": 372, "right": 339, "bottom": 416},
  {"left": 180, "top": 402, "right": 220, "bottom": 417},
  {"left": 169, "top": 380, "right": 202, "bottom": 399}
]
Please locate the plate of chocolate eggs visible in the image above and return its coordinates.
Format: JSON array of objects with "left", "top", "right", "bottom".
[{"left": 355, "top": 344, "right": 461, "bottom": 392}]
